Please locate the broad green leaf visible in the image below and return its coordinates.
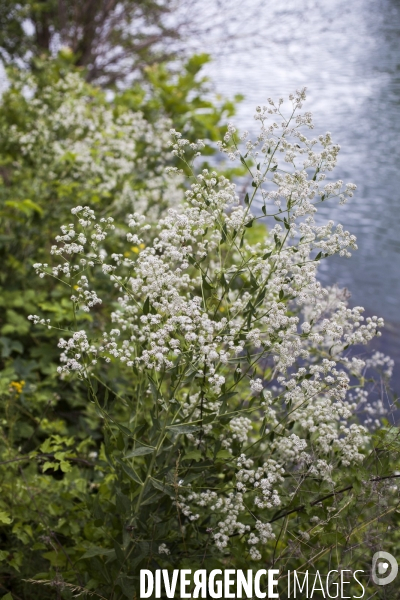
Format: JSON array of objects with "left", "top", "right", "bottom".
[{"left": 183, "top": 450, "right": 202, "bottom": 461}]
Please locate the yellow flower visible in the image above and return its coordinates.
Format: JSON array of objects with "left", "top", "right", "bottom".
[
  {"left": 131, "top": 246, "right": 140, "bottom": 254},
  {"left": 124, "top": 251, "right": 131, "bottom": 257},
  {"left": 139, "top": 243, "right": 145, "bottom": 249},
  {"left": 9, "top": 380, "right": 25, "bottom": 395},
  {"left": 219, "top": 306, "right": 226, "bottom": 312}
]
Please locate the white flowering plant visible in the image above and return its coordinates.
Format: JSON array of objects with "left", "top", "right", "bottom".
[
  {"left": 0, "top": 57, "right": 245, "bottom": 599},
  {"left": 12, "top": 89, "right": 400, "bottom": 597}
]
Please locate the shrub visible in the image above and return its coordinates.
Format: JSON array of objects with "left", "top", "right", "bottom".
[
  {"left": 16, "top": 88, "right": 400, "bottom": 599},
  {"left": 0, "top": 56, "right": 243, "bottom": 599}
]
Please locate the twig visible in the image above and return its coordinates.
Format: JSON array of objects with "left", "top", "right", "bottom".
[{"left": 269, "top": 474, "right": 400, "bottom": 524}]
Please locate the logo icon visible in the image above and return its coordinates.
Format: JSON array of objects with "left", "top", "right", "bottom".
[{"left": 372, "top": 551, "right": 398, "bottom": 585}]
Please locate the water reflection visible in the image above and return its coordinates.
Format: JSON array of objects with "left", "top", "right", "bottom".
[{"left": 202, "top": 0, "right": 400, "bottom": 389}]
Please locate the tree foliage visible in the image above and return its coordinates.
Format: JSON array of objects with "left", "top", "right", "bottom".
[{"left": 0, "top": 0, "right": 187, "bottom": 84}]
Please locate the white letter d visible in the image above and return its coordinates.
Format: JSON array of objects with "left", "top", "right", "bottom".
[{"left": 140, "top": 570, "right": 154, "bottom": 598}]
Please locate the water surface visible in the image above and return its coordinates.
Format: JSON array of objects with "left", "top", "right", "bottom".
[{"left": 201, "top": 0, "right": 400, "bottom": 389}]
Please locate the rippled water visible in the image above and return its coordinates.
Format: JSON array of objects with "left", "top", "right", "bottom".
[{"left": 201, "top": 0, "right": 400, "bottom": 389}]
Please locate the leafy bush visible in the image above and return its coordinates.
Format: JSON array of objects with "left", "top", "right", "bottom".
[
  {"left": 0, "top": 55, "right": 244, "bottom": 599},
  {"left": 7, "top": 88, "right": 399, "bottom": 599},
  {"left": 0, "top": 53, "right": 237, "bottom": 403}
]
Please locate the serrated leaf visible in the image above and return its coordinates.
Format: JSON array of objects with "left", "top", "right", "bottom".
[{"left": 0, "top": 512, "right": 12, "bottom": 525}]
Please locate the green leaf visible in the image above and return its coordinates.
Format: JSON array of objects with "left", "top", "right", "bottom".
[
  {"left": 125, "top": 446, "right": 154, "bottom": 458},
  {"left": 143, "top": 297, "right": 150, "bottom": 315},
  {"left": 183, "top": 450, "right": 202, "bottom": 461},
  {"left": 202, "top": 275, "right": 214, "bottom": 290},
  {"left": 115, "top": 423, "right": 134, "bottom": 437},
  {"left": 0, "top": 510, "right": 12, "bottom": 525},
  {"left": 42, "top": 461, "right": 56, "bottom": 473},
  {"left": 220, "top": 223, "right": 228, "bottom": 244},
  {"left": 140, "top": 493, "right": 163, "bottom": 506},
  {"left": 60, "top": 460, "right": 72, "bottom": 473},
  {"left": 216, "top": 449, "right": 232, "bottom": 460},
  {"left": 115, "top": 458, "right": 143, "bottom": 484},
  {"left": 244, "top": 193, "right": 250, "bottom": 205},
  {"left": 255, "top": 288, "right": 266, "bottom": 306},
  {"left": 81, "top": 546, "right": 116, "bottom": 559},
  {"left": 218, "top": 392, "right": 238, "bottom": 403},
  {"left": 1, "top": 593, "right": 13, "bottom": 600},
  {"left": 5, "top": 198, "right": 43, "bottom": 216},
  {"left": 150, "top": 478, "right": 174, "bottom": 496},
  {"left": 166, "top": 424, "right": 201, "bottom": 434}
]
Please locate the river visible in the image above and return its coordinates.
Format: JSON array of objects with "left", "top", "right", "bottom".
[{"left": 201, "top": 0, "right": 400, "bottom": 392}]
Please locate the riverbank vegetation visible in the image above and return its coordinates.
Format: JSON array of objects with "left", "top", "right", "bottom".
[{"left": 0, "top": 6, "right": 399, "bottom": 599}]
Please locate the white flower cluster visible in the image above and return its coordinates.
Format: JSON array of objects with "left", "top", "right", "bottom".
[
  {"left": 8, "top": 72, "right": 183, "bottom": 220},
  {"left": 178, "top": 488, "right": 249, "bottom": 552},
  {"left": 158, "top": 543, "right": 170, "bottom": 555},
  {"left": 30, "top": 90, "right": 391, "bottom": 561}
]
